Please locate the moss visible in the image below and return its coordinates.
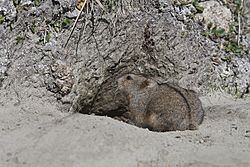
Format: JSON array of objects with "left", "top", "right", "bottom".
[
  {"left": 192, "top": 0, "right": 204, "bottom": 13},
  {"left": 0, "top": 15, "right": 5, "bottom": 24},
  {"left": 15, "top": 35, "right": 26, "bottom": 44}
]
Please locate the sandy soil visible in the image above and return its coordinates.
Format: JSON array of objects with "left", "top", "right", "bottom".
[
  {"left": 1, "top": 1, "right": 250, "bottom": 166},
  {"left": 0, "top": 92, "right": 249, "bottom": 167}
]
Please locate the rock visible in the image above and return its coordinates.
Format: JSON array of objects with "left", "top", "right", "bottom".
[
  {"left": 242, "top": 33, "right": 250, "bottom": 50},
  {"left": 173, "top": 0, "right": 193, "bottom": 6},
  {"left": 20, "top": 0, "right": 33, "bottom": 6},
  {"left": 0, "top": 0, "right": 17, "bottom": 21},
  {"left": 173, "top": 4, "right": 195, "bottom": 22},
  {"left": 65, "top": 9, "right": 79, "bottom": 18},
  {"left": 218, "top": 57, "right": 250, "bottom": 96},
  {"left": 195, "top": 1, "right": 233, "bottom": 32},
  {"left": 56, "top": 0, "right": 75, "bottom": 10},
  {"left": 244, "top": 0, "right": 250, "bottom": 25},
  {"left": 242, "top": 0, "right": 250, "bottom": 49},
  {"left": 0, "top": 49, "right": 10, "bottom": 87},
  {"left": 45, "top": 60, "right": 74, "bottom": 96}
]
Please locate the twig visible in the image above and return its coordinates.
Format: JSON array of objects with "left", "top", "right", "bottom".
[
  {"left": 237, "top": 9, "right": 241, "bottom": 46},
  {"left": 44, "top": 31, "right": 47, "bottom": 44},
  {"left": 75, "top": 18, "right": 88, "bottom": 57},
  {"left": 95, "top": 0, "right": 106, "bottom": 12},
  {"left": 237, "top": 0, "right": 244, "bottom": 46},
  {"left": 92, "top": 33, "right": 103, "bottom": 62},
  {"left": 64, "top": 0, "right": 88, "bottom": 48}
]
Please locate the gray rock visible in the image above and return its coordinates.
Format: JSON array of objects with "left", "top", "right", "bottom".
[
  {"left": 0, "top": 0, "right": 17, "bottom": 21},
  {"left": 244, "top": 0, "right": 250, "bottom": 25},
  {"left": 242, "top": 0, "right": 250, "bottom": 49},
  {"left": 218, "top": 57, "right": 250, "bottom": 96},
  {"left": 195, "top": 1, "right": 233, "bottom": 31},
  {"left": 56, "top": 0, "right": 75, "bottom": 10},
  {"left": 20, "top": 0, "right": 33, "bottom": 6}
]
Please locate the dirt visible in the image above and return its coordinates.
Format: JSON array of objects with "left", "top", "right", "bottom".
[
  {"left": 1, "top": 0, "right": 250, "bottom": 166},
  {"left": 0, "top": 93, "right": 250, "bottom": 167}
]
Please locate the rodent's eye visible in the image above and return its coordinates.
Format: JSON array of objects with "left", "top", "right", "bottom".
[{"left": 126, "top": 75, "right": 133, "bottom": 80}]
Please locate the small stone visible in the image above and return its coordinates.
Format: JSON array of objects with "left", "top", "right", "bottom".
[
  {"left": 195, "top": 1, "right": 232, "bottom": 32},
  {"left": 245, "top": 130, "right": 250, "bottom": 138},
  {"left": 0, "top": 0, "right": 17, "bottom": 21}
]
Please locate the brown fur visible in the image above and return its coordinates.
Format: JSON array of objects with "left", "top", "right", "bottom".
[
  {"left": 139, "top": 80, "right": 150, "bottom": 90},
  {"left": 117, "top": 74, "right": 204, "bottom": 132}
]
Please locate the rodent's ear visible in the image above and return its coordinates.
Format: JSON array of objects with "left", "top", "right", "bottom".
[
  {"left": 147, "top": 80, "right": 156, "bottom": 88},
  {"left": 139, "top": 80, "right": 150, "bottom": 89}
]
